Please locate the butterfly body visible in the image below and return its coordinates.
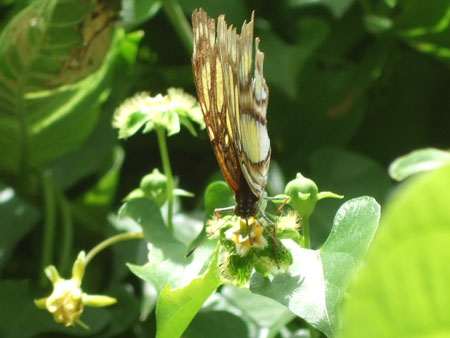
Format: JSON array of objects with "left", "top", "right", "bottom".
[{"left": 192, "top": 9, "right": 270, "bottom": 220}]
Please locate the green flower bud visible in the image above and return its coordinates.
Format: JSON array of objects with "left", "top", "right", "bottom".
[
  {"left": 285, "top": 173, "right": 319, "bottom": 219},
  {"left": 140, "top": 168, "right": 168, "bottom": 207}
]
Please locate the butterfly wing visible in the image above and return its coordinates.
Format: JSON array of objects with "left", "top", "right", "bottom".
[
  {"left": 192, "top": 9, "right": 243, "bottom": 196},
  {"left": 218, "top": 12, "right": 271, "bottom": 199}
]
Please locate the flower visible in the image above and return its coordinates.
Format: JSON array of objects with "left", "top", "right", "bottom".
[
  {"left": 34, "top": 251, "right": 117, "bottom": 328},
  {"left": 112, "top": 88, "right": 204, "bottom": 139}
]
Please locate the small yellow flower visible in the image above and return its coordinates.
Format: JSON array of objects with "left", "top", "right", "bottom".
[{"left": 34, "top": 251, "right": 117, "bottom": 328}]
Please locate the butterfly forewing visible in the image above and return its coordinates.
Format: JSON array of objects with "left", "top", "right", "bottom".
[
  {"left": 192, "top": 8, "right": 270, "bottom": 218},
  {"left": 192, "top": 9, "right": 242, "bottom": 195}
]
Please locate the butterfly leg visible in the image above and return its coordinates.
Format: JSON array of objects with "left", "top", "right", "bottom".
[
  {"left": 263, "top": 195, "right": 290, "bottom": 215},
  {"left": 214, "top": 206, "right": 235, "bottom": 218},
  {"left": 258, "top": 205, "right": 286, "bottom": 255}
]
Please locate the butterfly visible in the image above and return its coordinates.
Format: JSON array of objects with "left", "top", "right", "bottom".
[{"left": 192, "top": 8, "right": 270, "bottom": 222}]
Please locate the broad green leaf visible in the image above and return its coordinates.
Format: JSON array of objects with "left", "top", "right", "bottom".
[
  {"left": 122, "top": 0, "right": 161, "bottom": 27},
  {"left": 185, "top": 310, "right": 249, "bottom": 338},
  {"left": 94, "top": 285, "right": 141, "bottom": 338},
  {"left": 204, "top": 181, "right": 234, "bottom": 219},
  {"left": 0, "top": 182, "right": 40, "bottom": 271},
  {"left": 73, "top": 146, "right": 124, "bottom": 232},
  {"left": 261, "top": 17, "right": 329, "bottom": 99},
  {"left": 221, "top": 286, "right": 294, "bottom": 337},
  {"left": 340, "top": 164, "right": 450, "bottom": 337},
  {"left": 122, "top": 198, "right": 216, "bottom": 292},
  {"left": 0, "top": 0, "right": 118, "bottom": 174},
  {"left": 389, "top": 147, "right": 450, "bottom": 181},
  {"left": 251, "top": 197, "right": 380, "bottom": 337},
  {"left": 45, "top": 112, "right": 117, "bottom": 190},
  {"left": 155, "top": 247, "right": 221, "bottom": 338},
  {"left": 393, "top": 0, "right": 450, "bottom": 34},
  {"left": 309, "top": 147, "right": 391, "bottom": 247}
]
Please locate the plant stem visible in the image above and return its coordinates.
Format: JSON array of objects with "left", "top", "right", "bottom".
[
  {"left": 303, "top": 217, "right": 311, "bottom": 249},
  {"left": 39, "top": 173, "right": 56, "bottom": 286},
  {"left": 58, "top": 191, "right": 73, "bottom": 275},
  {"left": 85, "top": 232, "right": 144, "bottom": 266},
  {"left": 156, "top": 127, "right": 174, "bottom": 232},
  {"left": 161, "top": 0, "right": 193, "bottom": 54}
]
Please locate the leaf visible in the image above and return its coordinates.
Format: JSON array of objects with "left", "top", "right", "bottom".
[
  {"left": 121, "top": 0, "right": 161, "bottom": 27},
  {"left": 0, "top": 0, "right": 120, "bottom": 175},
  {"left": 388, "top": 147, "right": 450, "bottom": 181},
  {"left": 221, "top": 286, "right": 294, "bottom": 336},
  {"left": 185, "top": 310, "right": 249, "bottom": 338},
  {"left": 261, "top": 17, "right": 329, "bottom": 99},
  {"left": 309, "top": 147, "right": 391, "bottom": 246},
  {"left": 155, "top": 248, "right": 221, "bottom": 338},
  {"left": 73, "top": 146, "right": 124, "bottom": 232},
  {"left": 122, "top": 198, "right": 216, "bottom": 292},
  {"left": 204, "top": 181, "right": 234, "bottom": 219},
  {"left": 393, "top": 0, "right": 450, "bottom": 33},
  {"left": 340, "top": 164, "right": 450, "bottom": 337},
  {"left": 0, "top": 182, "right": 40, "bottom": 271},
  {"left": 250, "top": 197, "right": 380, "bottom": 337}
]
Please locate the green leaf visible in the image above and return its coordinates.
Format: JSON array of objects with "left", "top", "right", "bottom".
[
  {"left": 0, "top": 0, "right": 118, "bottom": 174},
  {"left": 250, "top": 197, "right": 380, "bottom": 337},
  {"left": 0, "top": 182, "right": 40, "bottom": 271},
  {"left": 388, "top": 147, "right": 450, "bottom": 181},
  {"left": 340, "top": 164, "right": 450, "bottom": 338},
  {"left": 185, "top": 310, "right": 249, "bottom": 338},
  {"left": 261, "top": 17, "right": 329, "bottom": 99},
  {"left": 155, "top": 247, "right": 221, "bottom": 338},
  {"left": 204, "top": 181, "right": 234, "bottom": 219},
  {"left": 121, "top": 0, "right": 161, "bottom": 27},
  {"left": 45, "top": 111, "right": 117, "bottom": 190},
  {"left": 122, "top": 198, "right": 216, "bottom": 292},
  {"left": 73, "top": 146, "right": 124, "bottom": 231},
  {"left": 393, "top": 0, "right": 450, "bottom": 34},
  {"left": 309, "top": 147, "right": 391, "bottom": 246},
  {"left": 221, "top": 286, "right": 294, "bottom": 336}
]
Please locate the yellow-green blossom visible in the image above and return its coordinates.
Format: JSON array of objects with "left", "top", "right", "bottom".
[{"left": 34, "top": 251, "right": 117, "bottom": 328}]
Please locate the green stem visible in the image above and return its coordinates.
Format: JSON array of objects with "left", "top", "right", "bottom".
[
  {"left": 303, "top": 217, "right": 311, "bottom": 249},
  {"left": 156, "top": 127, "right": 174, "bottom": 232},
  {"left": 161, "top": 0, "right": 193, "bottom": 54},
  {"left": 58, "top": 191, "right": 73, "bottom": 275},
  {"left": 39, "top": 173, "right": 57, "bottom": 286},
  {"left": 85, "top": 232, "right": 144, "bottom": 266}
]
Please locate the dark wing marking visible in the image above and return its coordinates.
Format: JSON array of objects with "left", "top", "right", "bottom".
[{"left": 192, "top": 8, "right": 243, "bottom": 195}]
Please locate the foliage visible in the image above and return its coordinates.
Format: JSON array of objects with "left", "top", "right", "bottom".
[{"left": 0, "top": 0, "right": 449, "bottom": 337}]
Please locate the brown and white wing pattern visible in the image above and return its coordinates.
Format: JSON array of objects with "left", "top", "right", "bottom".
[
  {"left": 216, "top": 11, "right": 270, "bottom": 199},
  {"left": 192, "top": 9, "right": 243, "bottom": 196},
  {"left": 192, "top": 8, "right": 270, "bottom": 218},
  {"left": 236, "top": 15, "right": 270, "bottom": 198}
]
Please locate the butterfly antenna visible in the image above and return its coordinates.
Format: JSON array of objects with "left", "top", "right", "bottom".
[{"left": 186, "top": 207, "right": 233, "bottom": 257}]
